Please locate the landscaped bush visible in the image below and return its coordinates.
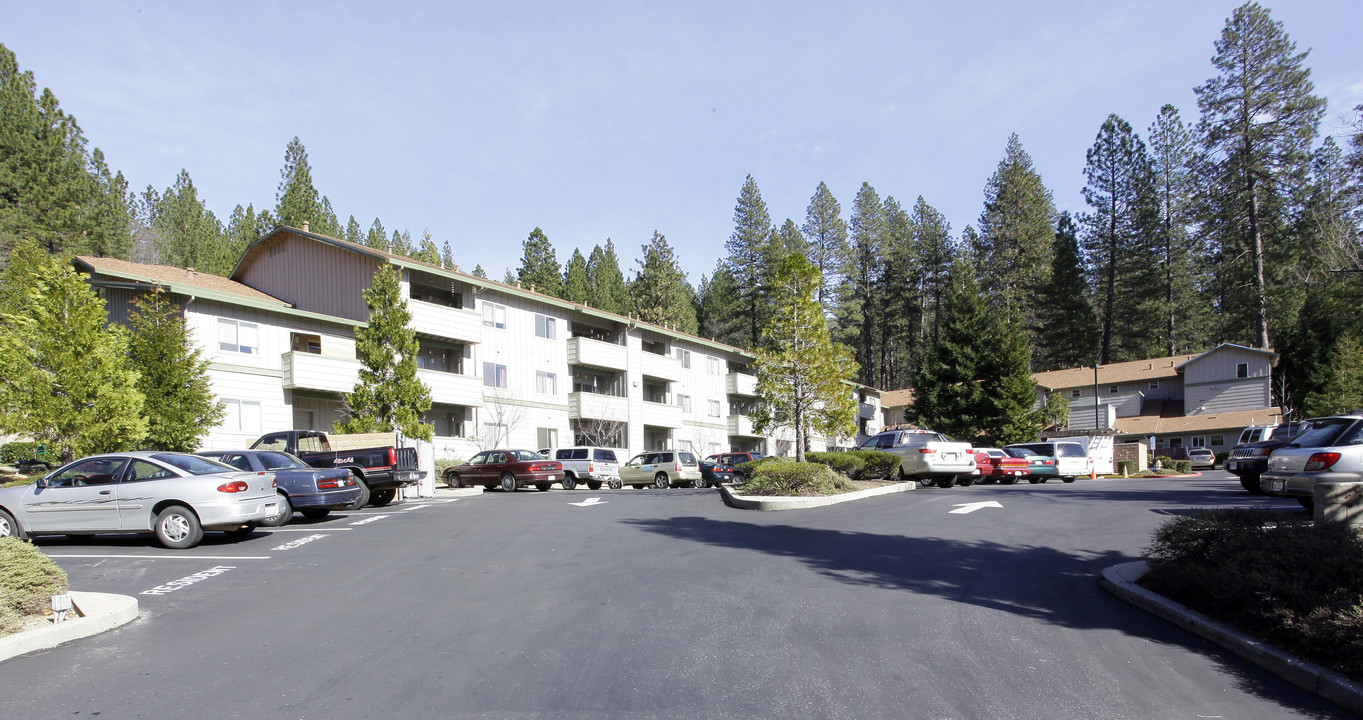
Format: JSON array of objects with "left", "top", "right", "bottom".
[
  {"left": 848, "top": 449, "right": 901, "bottom": 479},
  {"left": 1215, "top": 451, "right": 1229, "bottom": 465},
  {"left": 735, "top": 456, "right": 781, "bottom": 478},
  {"left": 0, "top": 537, "right": 67, "bottom": 636},
  {"left": 0, "top": 442, "right": 50, "bottom": 466},
  {"left": 741, "top": 459, "right": 853, "bottom": 496},
  {"left": 1115, "top": 460, "right": 1137, "bottom": 476},
  {"left": 1140, "top": 509, "right": 1363, "bottom": 682},
  {"left": 1174, "top": 460, "right": 1193, "bottom": 474},
  {"left": 1152, "top": 455, "right": 1174, "bottom": 469},
  {"left": 806, "top": 451, "right": 865, "bottom": 479}
]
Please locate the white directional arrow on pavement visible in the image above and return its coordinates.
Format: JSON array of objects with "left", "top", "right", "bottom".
[
  {"left": 570, "top": 497, "right": 607, "bottom": 507},
  {"left": 949, "top": 500, "right": 1003, "bottom": 514}
]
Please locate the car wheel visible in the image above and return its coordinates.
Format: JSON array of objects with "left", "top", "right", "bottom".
[
  {"left": 653, "top": 472, "right": 670, "bottom": 490},
  {"left": 501, "top": 473, "right": 517, "bottom": 492},
  {"left": 957, "top": 476, "right": 976, "bottom": 487},
  {"left": 916, "top": 475, "right": 934, "bottom": 488},
  {"left": 0, "top": 508, "right": 24, "bottom": 540},
  {"left": 224, "top": 523, "right": 257, "bottom": 538},
  {"left": 1039, "top": 477, "right": 1049, "bottom": 483},
  {"left": 1062, "top": 476, "right": 1077, "bottom": 484},
  {"left": 561, "top": 474, "right": 577, "bottom": 491},
  {"left": 370, "top": 488, "right": 397, "bottom": 507},
  {"left": 345, "top": 476, "right": 371, "bottom": 510},
  {"left": 1239, "top": 475, "right": 1264, "bottom": 494},
  {"left": 1298, "top": 497, "right": 1315, "bottom": 511},
  {"left": 609, "top": 479, "right": 623, "bottom": 490},
  {"left": 1028, "top": 477, "right": 1042, "bottom": 484},
  {"left": 587, "top": 481, "right": 602, "bottom": 490},
  {"left": 301, "top": 509, "right": 330, "bottom": 520},
  {"left": 155, "top": 505, "right": 203, "bottom": 549},
  {"left": 261, "top": 492, "right": 292, "bottom": 527},
  {"left": 936, "top": 475, "right": 957, "bottom": 489},
  {"left": 535, "top": 482, "right": 551, "bottom": 492},
  {"left": 695, "top": 477, "right": 709, "bottom": 489},
  {"left": 446, "top": 472, "right": 462, "bottom": 489}
]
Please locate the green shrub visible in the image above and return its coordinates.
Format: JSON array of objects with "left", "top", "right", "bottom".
[
  {"left": 741, "top": 459, "right": 853, "bottom": 496},
  {"left": 806, "top": 452, "right": 865, "bottom": 479},
  {"left": 1215, "top": 452, "right": 1229, "bottom": 465},
  {"left": 0, "top": 537, "right": 67, "bottom": 636},
  {"left": 1174, "top": 460, "right": 1193, "bottom": 474},
  {"left": 1115, "top": 460, "right": 1137, "bottom": 476},
  {"left": 735, "top": 456, "right": 780, "bottom": 478},
  {"left": 850, "top": 450, "right": 901, "bottom": 479},
  {"left": 0, "top": 442, "right": 51, "bottom": 466},
  {"left": 1141, "top": 509, "right": 1363, "bottom": 682},
  {"left": 1152, "top": 455, "right": 1174, "bottom": 469}
]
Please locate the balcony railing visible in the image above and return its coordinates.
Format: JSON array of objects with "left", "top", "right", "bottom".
[
  {"left": 726, "top": 372, "right": 758, "bottom": 397},
  {"left": 281, "top": 352, "right": 359, "bottom": 393},
  {"left": 567, "top": 336, "right": 628, "bottom": 371},
  {"left": 418, "top": 368, "right": 483, "bottom": 407},
  {"left": 569, "top": 392, "right": 629, "bottom": 421},
  {"left": 640, "top": 351, "right": 683, "bottom": 382},
  {"left": 727, "top": 414, "right": 760, "bottom": 437},
  {"left": 409, "top": 300, "right": 482, "bottom": 345},
  {"left": 641, "top": 401, "right": 683, "bottom": 429}
]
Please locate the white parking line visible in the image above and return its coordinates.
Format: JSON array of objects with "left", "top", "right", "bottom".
[
  {"left": 267, "top": 527, "right": 352, "bottom": 531},
  {"left": 349, "top": 515, "right": 389, "bottom": 525},
  {"left": 45, "top": 554, "right": 272, "bottom": 560}
]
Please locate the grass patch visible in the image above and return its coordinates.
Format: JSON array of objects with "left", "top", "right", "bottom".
[
  {"left": 739, "top": 459, "right": 858, "bottom": 496},
  {"left": 0, "top": 537, "right": 67, "bottom": 636},
  {"left": 1139, "top": 509, "right": 1363, "bottom": 683}
]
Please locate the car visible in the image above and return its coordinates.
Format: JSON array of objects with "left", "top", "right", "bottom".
[
  {"left": 705, "top": 452, "right": 766, "bottom": 479},
  {"left": 1226, "top": 421, "right": 1311, "bottom": 494},
  {"left": 698, "top": 459, "right": 740, "bottom": 488},
  {"left": 1186, "top": 447, "right": 1217, "bottom": 470},
  {"left": 1003, "top": 446, "right": 1058, "bottom": 482},
  {"left": 1004, "top": 441, "right": 1091, "bottom": 483},
  {"left": 1261, "top": 413, "right": 1363, "bottom": 509},
  {"left": 860, "top": 429, "right": 976, "bottom": 488},
  {"left": 197, "top": 450, "right": 365, "bottom": 522},
  {"left": 973, "top": 448, "right": 1032, "bottom": 484},
  {"left": 620, "top": 450, "right": 702, "bottom": 489},
  {"left": 0, "top": 451, "right": 280, "bottom": 549},
  {"left": 444, "top": 449, "right": 563, "bottom": 492},
  {"left": 537, "top": 447, "right": 621, "bottom": 490}
]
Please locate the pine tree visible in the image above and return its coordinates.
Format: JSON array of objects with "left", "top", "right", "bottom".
[
  {"left": 1035, "top": 212, "right": 1099, "bottom": 370},
  {"left": 586, "top": 239, "right": 631, "bottom": 315},
  {"left": 753, "top": 252, "right": 858, "bottom": 462},
  {"left": 838, "top": 182, "right": 886, "bottom": 385},
  {"left": 441, "top": 240, "right": 454, "bottom": 268},
  {"left": 126, "top": 288, "right": 224, "bottom": 451},
  {"left": 561, "top": 248, "right": 591, "bottom": 304},
  {"left": 86, "top": 148, "right": 133, "bottom": 259},
  {"left": 221, "top": 204, "right": 266, "bottom": 276},
  {"left": 1148, "top": 104, "right": 1214, "bottom": 355},
  {"left": 802, "top": 181, "right": 848, "bottom": 315},
  {"left": 725, "top": 175, "right": 775, "bottom": 347},
  {"left": 977, "top": 134, "right": 1056, "bottom": 337},
  {"left": 629, "top": 231, "right": 697, "bottom": 333},
  {"left": 914, "top": 197, "right": 955, "bottom": 349},
  {"left": 144, "top": 170, "right": 225, "bottom": 273},
  {"left": 0, "top": 240, "right": 146, "bottom": 462},
  {"left": 412, "top": 229, "right": 441, "bottom": 265},
  {"left": 1195, "top": 1, "right": 1325, "bottom": 349},
  {"left": 365, "top": 218, "right": 388, "bottom": 250},
  {"left": 877, "top": 195, "right": 917, "bottom": 389},
  {"left": 472, "top": 264, "right": 487, "bottom": 279},
  {"left": 517, "top": 227, "right": 562, "bottom": 296},
  {"left": 1302, "top": 334, "right": 1363, "bottom": 416},
  {"left": 274, "top": 136, "right": 339, "bottom": 233},
  {"left": 389, "top": 229, "right": 412, "bottom": 256},
  {"left": 979, "top": 314, "right": 1046, "bottom": 446},
  {"left": 909, "top": 256, "right": 990, "bottom": 441},
  {"left": 335, "top": 264, "right": 433, "bottom": 441},
  {"left": 696, "top": 260, "right": 745, "bottom": 346},
  {"left": 344, "top": 216, "right": 364, "bottom": 245}
]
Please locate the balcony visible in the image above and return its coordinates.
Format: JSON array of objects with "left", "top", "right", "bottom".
[
  {"left": 641, "top": 401, "right": 683, "bottom": 429},
  {"left": 567, "top": 336, "right": 628, "bottom": 372},
  {"left": 859, "top": 402, "right": 877, "bottom": 420},
  {"left": 640, "top": 351, "right": 683, "bottom": 382},
  {"left": 281, "top": 352, "right": 359, "bottom": 393},
  {"left": 569, "top": 392, "right": 629, "bottom": 421},
  {"left": 418, "top": 369, "right": 483, "bottom": 407},
  {"left": 726, "top": 372, "right": 758, "bottom": 397},
  {"left": 409, "top": 300, "right": 482, "bottom": 345},
  {"left": 727, "top": 414, "right": 761, "bottom": 437}
]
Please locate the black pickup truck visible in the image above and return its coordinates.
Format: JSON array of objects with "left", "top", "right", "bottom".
[{"left": 250, "top": 430, "right": 423, "bottom": 507}]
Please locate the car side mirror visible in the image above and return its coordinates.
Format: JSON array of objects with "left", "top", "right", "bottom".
[{"left": 34, "top": 476, "right": 47, "bottom": 489}]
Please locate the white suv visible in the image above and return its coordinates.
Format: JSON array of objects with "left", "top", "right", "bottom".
[{"left": 539, "top": 447, "right": 622, "bottom": 490}]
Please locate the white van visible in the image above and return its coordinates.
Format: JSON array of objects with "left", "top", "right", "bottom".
[
  {"left": 539, "top": 447, "right": 621, "bottom": 490},
  {"left": 1005, "top": 441, "right": 1092, "bottom": 482}
]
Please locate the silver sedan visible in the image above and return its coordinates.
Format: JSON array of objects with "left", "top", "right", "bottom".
[{"left": 0, "top": 451, "right": 279, "bottom": 549}]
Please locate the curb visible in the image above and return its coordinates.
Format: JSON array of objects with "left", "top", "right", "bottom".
[
  {"left": 0, "top": 591, "right": 139, "bottom": 663},
  {"left": 720, "top": 481, "right": 915, "bottom": 511},
  {"left": 430, "top": 486, "right": 484, "bottom": 497},
  {"left": 1101, "top": 561, "right": 1363, "bottom": 716}
]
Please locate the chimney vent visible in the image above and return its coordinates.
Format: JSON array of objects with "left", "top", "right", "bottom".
[
  {"left": 186, "top": 267, "right": 196, "bottom": 278},
  {"left": 302, "top": 221, "right": 310, "bottom": 232}
]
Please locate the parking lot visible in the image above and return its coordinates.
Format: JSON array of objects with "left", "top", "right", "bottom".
[{"left": 0, "top": 472, "right": 1352, "bottom": 719}]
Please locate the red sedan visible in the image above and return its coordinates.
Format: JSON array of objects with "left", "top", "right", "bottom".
[{"left": 443, "top": 449, "right": 563, "bottom": 492}]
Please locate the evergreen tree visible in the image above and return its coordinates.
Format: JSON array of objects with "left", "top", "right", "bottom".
[
  {"left": 126, "top": 288, "right": 224, "bottom": 451},
  {"left": 412, "top": 229, "right": 441, "bottom": 265},
  {"left": 1195, "top": 1, "right": 1325, "bottom": 349},
  {"left": 1080, "top": 114, "right": 1163, "bottom": 363},
  {"left": 695, "top": 260, "right": 745, "bottom": 346},
  {"left": 725, "top": 175, "right": 775, "bottom": 347},
  {"left": 344, "top": 215, "right": 364, "bottom": 245},
  {"left": 517, "top": 227, "right": 562, "bottom": 296},
  {"left": 914, "top": 197, "right": 955, "bottom": 349},
  {"left": 86, "top": 148, "right": 133, "bottom": 259},
  {"left": 877, "top": 195, "right": 917, "bottom": 389},
  {"left": 274, "top": 136, "right": 341, "bottom": 236},
  {"left": 0, "top": 240, "right": 146, "bottom": 462},
  {"left": 335, "top": 264, "right": 433, "bottom": 441},
  {"left": 977, "top": 134, "right": 1056, "bottom": 338},
  {"left": 365, "top": 218, "right": 388, "bottom": 250},
  {"left": 389, "top": 229, "right": 412, "bottom": 256},
  {"left": 220, "top": 203, "right": 266, "bottom": 276},
  {"left": 752, "top": 252, "right": 858, "bottom": 462},
  {"left": 838, "top": 182, "right": 886, "bottom": 385},
  {"left": 909, "top": 256, "right": 989, "bottom": 441},
  {"left": 1302, "top": 334, "right": 1363, "bottom": 416},
  {"left": 979, "top": 315, "right": 1046, "bottom": 446},
  {"left": 472, "top": 264, "right": 487, "bottom": 279},
  {"left": 1148, "top": 104, "right": 1214, "bottom": 355},
  {"left": 586, "top": 239, "right": 631, "bottom": 315},
  {"left": 629, "top": 231, "right": 697, "bottom": 333},
  {"left": 1035, "top": 212, "right": 1100, "bottom": 370},
  {"left": 561, "top": 248, "right": 591, "bottom": 304},
  {"left": 802, "top": 181, "right": 848, "bottom": 314},
  {"left": 143, "top": 170, "right": 225, "bottom": 273},
  {"left": 441, "top": 240, "right": 454, "bottom": 268}
]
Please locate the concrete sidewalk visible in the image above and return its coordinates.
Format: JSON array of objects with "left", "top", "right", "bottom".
[
  {"left": 0, "top": 591, "right": 139, "bottom": 663},
  {"left": 1102, "top": 561, "right": 1363, "bottom": 716}
]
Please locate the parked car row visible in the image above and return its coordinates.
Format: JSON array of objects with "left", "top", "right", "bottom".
[
  {"left": 1253, "top": 413, "right": 1363, "bottom": 509},
  {"left": 443, "top": 448, "right": 735, "bottom": 491}
]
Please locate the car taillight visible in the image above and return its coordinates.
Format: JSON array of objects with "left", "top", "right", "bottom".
[
  {"left": 918, "top": 448, "right": 933, "bottom": 454},
  {"left": 387, "top": 447, "right": 397, "bottom": 466},
  {"left": 217, "top": 480, "right": 249, "bottom": 493},
  {"left": 318, "top": 479, "right": 340, "bottom": 489},
  {"left": 1306, "top": 452, "right": 1341, "bottom": 472}
]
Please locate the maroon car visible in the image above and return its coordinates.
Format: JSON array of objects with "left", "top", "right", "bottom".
[{"left": 443, "top": 449, "right": 563, "bottom": 492}]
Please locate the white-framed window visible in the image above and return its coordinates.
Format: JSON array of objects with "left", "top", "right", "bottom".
[
  {"left": 482, "top": 302, "right": 507, "bottom": 329},
  {"left": 1191, "top": 435, "right": 1207, "bottom": 448},
  {"left": 706, "top": 357, "right": 720, "bottom": 375},
  {"left": 1236, "top": 362, "right": 1249, "bottom": 379},
  {"left": 676, "top": 348, "right": 691, "bottom": 368},
  {"left": 534, "top": 314, "right": 556, "bottom": 340},
  {"left": 1070, "top": 389, "right": 1081, "bottom": 398},
  {"left": 677, "top": 394, "right": 691, "bottom": 413},
  {"left": 536, "top": 370, "right": 557, "bottom": 395},
  {"left": 1149, "top": 381, "right": 1159, "bottom": 390},
  {"left": 537, "top": 427, "right": 558, "bottom": 449},
  {"left": 482, "top": 422, "right": 506, "bottom": 446},
  {"left": 483, "top": 362, "right": 508, "bottom": 388},
  {"left": 222, "top": 399, "right": 262, "bottom": 434},
  {"left": 707, "top": 400, "right": 721, "bottom": 417},
  {"left": 218, "top": 319, "right": 259, "bottom": 355}
]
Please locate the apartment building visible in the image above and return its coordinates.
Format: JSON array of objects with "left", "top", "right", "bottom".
[{"left": 76, "top": 225, "right": 881, "bottom": 462}]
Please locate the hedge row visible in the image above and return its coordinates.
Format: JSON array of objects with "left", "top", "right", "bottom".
[
  {"left": 0, "top": 442, "right": 51, "bottom": 465},
  {"left": 0, "top": 537, "right": 67, "bottom": 636}
]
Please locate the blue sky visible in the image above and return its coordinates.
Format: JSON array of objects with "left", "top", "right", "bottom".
[{"left": 5, "top": 1, "right": 1361, "bottom": 283}]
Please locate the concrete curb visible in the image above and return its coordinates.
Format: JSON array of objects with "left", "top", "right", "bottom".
[
  {"left": 430, "top": 485, "right": 485, "bottom": 497},
  {"left": 1101, "top": 561, "right": 1363, "bottom": 716},
  {"left": 0, "top": 591, "right": 139, "bottom": 663},
  {"left": 720, "top": 481, "right": 915, "bottom": 511}
]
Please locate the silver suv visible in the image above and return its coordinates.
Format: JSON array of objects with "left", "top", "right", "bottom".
[
  {"left": 619, "top": 450, "right": 701, "bottom": 489},
  {"left": 1261, "top": 413, "right": 1363, "bottom": 509},
  {"left": 540, "top": 447, "right": 621, "bottom": 490}
]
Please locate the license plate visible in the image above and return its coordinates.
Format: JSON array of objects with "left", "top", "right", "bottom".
[
  {"left": 1272, "top": 480, "right": 1285, "bottom": 492},
  {"left": 264, "top": 502, "right": 280, "bottom": 517},
  {"left": 548, "top": 474, "right": 558, "bottom": 480},
  {"left": 942, "top": 453, "right": 957, "bottom": 461},
  {"left": 1227, "top": 461, "right": 1237, "bottom": 470}
]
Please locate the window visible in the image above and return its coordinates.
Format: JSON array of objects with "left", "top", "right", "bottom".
[
  {"left": 482, "top": 302, "right": 506, "bottom": 329},
  {"left": 535, "top": 314, "right": 556, "bottom": 340},
  {"left": 410, "top": 273, "right": 463, "bottom": 308},
  {"left": 1149, "top": 381, "right": 1159, "bottom": 390},
  {"left": 417, "top": 342, "right": 463, "bottom": 374},
  {"left": 223, "top": 399, "right": 262, "bottom": 434},
  {"left": 218, "top": 319, "right": 259, "bottom": 355},
  {"left": 707, "top": 400, "right": 721, "bottom": 417},
  {"left": 1210, "top": 435, "right": 1225, "bottom": 447},
  {"left": 482, "top": 423, "right": 506, "bottom": 446},
  {"left": 291, "top": 333, "right": 320, "bottom": 354},
  {"left": 1236, "top": 362, "right": 1249, "bottom": 379},
  {"left": 536, "top": 371, "right": 557, "bottom": 395},
  {"left": 1168, "top": 437, "right": 1184, "bottom": 448},
  {"left": 1191, "top": 435, "right": 1206, "bottom": 448},
  {"left": 537, "top": 427, "right": 558, "bottom": 449},
  {"left": 677, "top": 394, "right": 691, "bottom": 413},
  {"left": 423, "top": 406, "right": 467, "bottom": 437},
  {"left": 1070, "top": 389, "right": 1081, "bottom": 398},
  {"left": 1109, "top": 385, "right": 1120, "bottom": 394},
  {"left": 483, "top": 362, "right": 508, "bottom": 388},
  {"left": 677, "top": 348, "right": 691, "bottom": 368},
  {"left": 707, "top": 357, "right": 720, "bottom": 375}
]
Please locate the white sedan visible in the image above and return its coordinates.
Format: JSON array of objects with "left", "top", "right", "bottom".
[{"left": 0, "top": 451, "right": 279, "bottom": 549}]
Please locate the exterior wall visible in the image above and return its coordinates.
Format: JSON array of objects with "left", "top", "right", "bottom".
[
  {"left": 1181, "top": 346, "right": 1273, "bottom": 415},
  {"left": 236, "top": 233, "right": 379, "bottom": 322}
]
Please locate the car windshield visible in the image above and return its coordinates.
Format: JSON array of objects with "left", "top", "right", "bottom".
[
  {"left": 1289, "top": 418, "right": 1357, "bottom": 448},
  {"left": 1009, "top": 444, "right": 1055, "bottom": 457},
  {"left": 258, "top": 452, "right": 309, "bottom": 470},
  {"left": 155, "top": 454, "right": 235, "bottom": 475},
  {"left": 1003, "top": 448, "right": 1034, "bottom": 458}
]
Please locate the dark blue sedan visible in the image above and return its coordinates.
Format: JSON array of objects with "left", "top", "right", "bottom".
[
  {"left": 197, "top": 450, "right": 365, "bottom": 523},
  {"left": 697, "top": 459, "right": 740, "bottom": 489}
]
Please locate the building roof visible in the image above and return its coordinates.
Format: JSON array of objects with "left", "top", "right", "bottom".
[
  {"left": 1032, "top": 354, "right": 1200, "bottom": 391},
  {"left": 1113, "top": 407, "right": 1283, "bottom": 437},
  {"left": 880, "top": 388, "right": 914, "bottom": 409},
  {"left": 1174, "top": 343, "right": 1279, "bottom": 370}
]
